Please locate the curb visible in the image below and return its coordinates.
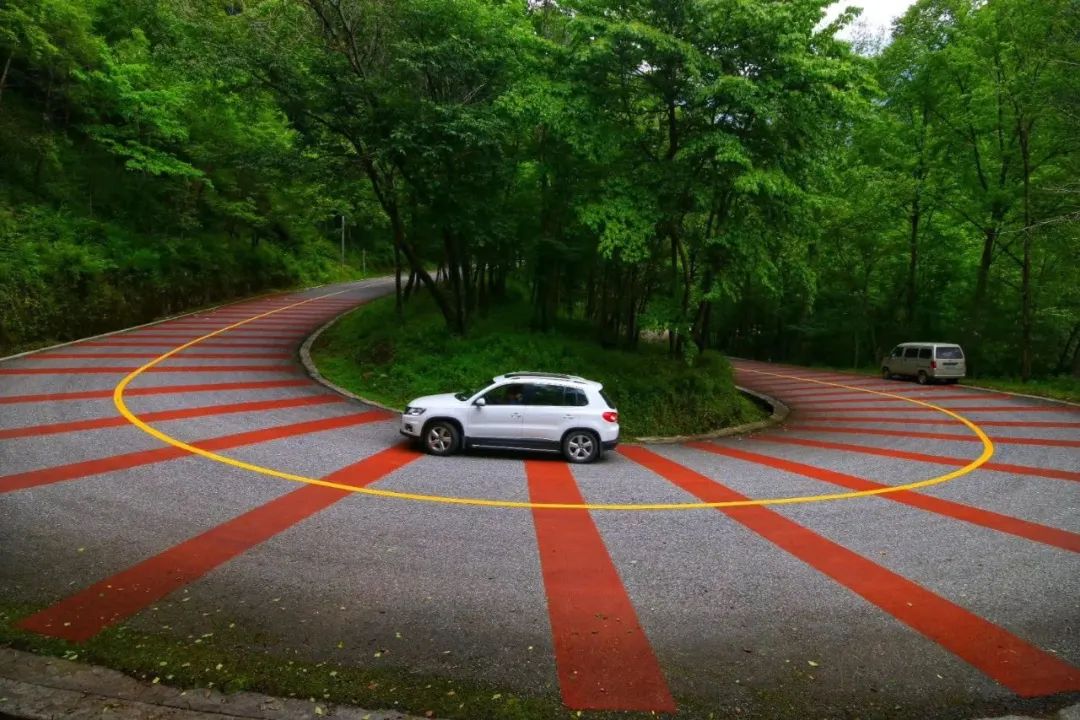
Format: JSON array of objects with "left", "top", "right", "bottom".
[
  {"left": 299, "top": 303, "right": 790, "bottom": 443},
  {"left": 0, "top": 646, "right": 419, "bottom": 720},
  {"left": 959, "top": 383, "right": 1080, "bottom": 409},
  {"left": 633, "top": 386, "right": 789, "bottom": 444},
  {"left": 298, "top": 283, "right": 402, "bottom": 415}
]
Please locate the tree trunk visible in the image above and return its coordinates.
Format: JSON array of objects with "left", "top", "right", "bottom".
[
  {"left": 0, "top": 49, "right": 13, "bottom": 111},
  {"left": 1019, "top": 120, "right": 1033, "bottom": 382}
]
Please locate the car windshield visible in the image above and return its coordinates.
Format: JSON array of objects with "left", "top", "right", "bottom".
[
  {"left": 454, "top": 389, "right": 478, "bottom": 401},
  {"left": 936, "top": 346, "right": 964, "bottom": 359}
]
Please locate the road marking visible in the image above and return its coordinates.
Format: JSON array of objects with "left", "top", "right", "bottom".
[
  {"left": 112, "top": 343, "right": 997, "bottom": 510},
  {"left": 790, "top": 416, "right": 1080, "bottom": 429},
  {"left": 783, "top": 424, "right": 1080, "bottom": 448},
  {"left": 0, "top": 365, "right": 298, "bottom": 375},
  {"left": 687, "top": 442, "right": 1080, "bottom": 552},
  {"left": 748, "top": 435, "right": 1080, "bottom": 483},
  {"left": 79, "top": 340, "right": 293, "bottom": 348},
  {"left": 0, "top": 411, "right": 389, "bottom": 493},
  {"left": 618, "top": 445, "right": 1080, "bottom": 697},
  {"left": 0, "top": 380, "right": 311, "bottom": 405},
  {"left": 787, "top": 405, "right": 1076, "bottom": 414},
  {"left": 526, "top": 461, "right": 675, "bottom": 711},
  {"left": 18, "top": 445, "right": 420, "bottom": 642},
  {"left": 28, "top": 352, "right": 292, "bottom": 360},
  {"left": 0, "top": 395, "right": 342, "bottom": 440}
]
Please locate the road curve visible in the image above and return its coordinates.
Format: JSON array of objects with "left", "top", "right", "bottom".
[{"left": 1, "top": 279, "right": 1078, "bottom": 720}]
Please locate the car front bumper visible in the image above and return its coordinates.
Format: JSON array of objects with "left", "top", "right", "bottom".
[{"left": 399, "top": 416, "right": 423, "bottom": 438}]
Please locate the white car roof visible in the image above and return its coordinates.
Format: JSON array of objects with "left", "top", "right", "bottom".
[{"left": 492, "top": 371, "right": 603, "bottom": 390}]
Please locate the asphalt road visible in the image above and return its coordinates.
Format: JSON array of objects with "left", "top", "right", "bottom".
[{"left": 1, "top": 278, "right": 1078, "bottom": 719}]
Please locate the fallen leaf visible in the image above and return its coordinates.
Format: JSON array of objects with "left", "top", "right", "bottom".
[
  {"left": 315, "top": 707, "right": 324, "bottom": 716},
  {"left": 807, "top": 661, "right": 819, "bottom": 667}
]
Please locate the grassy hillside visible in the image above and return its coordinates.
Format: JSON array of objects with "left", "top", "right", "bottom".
[{"left": 312, "top": 294, "right": 766, "bottom": 439}]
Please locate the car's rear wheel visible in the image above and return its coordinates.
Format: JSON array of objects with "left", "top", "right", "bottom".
[
  {"left": 917, "top": 370, "right": 929, "bottom": 385},
  {"left": 563, "top": 430, "right": 600, "bottom": 464},
  {"left": 423, "top": 420, "right": 460, "bottom": 456}
]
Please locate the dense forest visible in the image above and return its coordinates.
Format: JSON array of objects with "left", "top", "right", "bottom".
[{"left": 2, "top": 0, "right": 1077, "bottom": 379}]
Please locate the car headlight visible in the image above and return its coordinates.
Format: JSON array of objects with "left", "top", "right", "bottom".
[{"left": 404, "top": 406, "right": 427, "bottom": 416}]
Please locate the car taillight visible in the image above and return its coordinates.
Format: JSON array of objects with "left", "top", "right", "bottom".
[
  {"left": 931, "top": 361, "right": 937, "bottom": 369},
  {"left": 602, "top": 411, "right": 618, "bottom": 423}
]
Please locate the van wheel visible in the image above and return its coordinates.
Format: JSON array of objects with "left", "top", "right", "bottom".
[
  {"left": 917, "top": 371, "right": 929, "bottom": 385},
  {"left": 881, "top": 367, "right": 892, "bottom": 380},
  {"left": 563, "top": 430, "right": 600, "bottom": 464},
  {"left": 423, "top": 420, "right": 460, "bottom": 456}
]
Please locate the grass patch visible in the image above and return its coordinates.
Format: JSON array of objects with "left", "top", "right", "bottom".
[
  {"left": 0, "top": 602, "right": 573, "bottom": 720},
  {"left": 960, "top": 376, "right": 1080, "bottom": 404},
  {"left": 313, "top": 294, "right": 765, "bottom": 438}
]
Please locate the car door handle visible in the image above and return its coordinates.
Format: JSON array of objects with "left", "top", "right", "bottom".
[{"left": 563, "top": 414, "right": 575, "bottom": 419}]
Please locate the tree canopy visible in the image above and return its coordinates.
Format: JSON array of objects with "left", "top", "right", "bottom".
[{"left": 2, "top": 0, "right": 1077, "bottom": 378}]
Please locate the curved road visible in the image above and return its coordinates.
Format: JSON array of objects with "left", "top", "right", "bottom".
[{"left": 1, "top": 279, "right": 1078, "bottom": 719}]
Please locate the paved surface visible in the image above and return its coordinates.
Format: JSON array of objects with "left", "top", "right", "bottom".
[
  {"left": 0, "top": 647, "right": 419, "bottom": 719},
  {"left": 1, "top": 279, "right": 1078, "bottom": 719}
]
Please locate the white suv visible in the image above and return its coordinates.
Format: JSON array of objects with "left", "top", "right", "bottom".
[{"left": 399, "top": 372, "right": 619, "bottom": 463}]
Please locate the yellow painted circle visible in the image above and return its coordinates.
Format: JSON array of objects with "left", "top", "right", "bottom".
[{"left": 112, "top": 292, "right": 996, "bottom": 511}]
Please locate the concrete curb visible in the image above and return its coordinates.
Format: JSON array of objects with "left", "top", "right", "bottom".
[
  {"left": 0, "top": 647, "right": 419, "bottom": 720},
  {"left": 298, "top": 294, "right": 402, "bottom": 415},
  {"left": 300, "top": 302, "right": 790, "bottom": 443},
  {"left": 959, "top": 383, "right": 1080, "bottom": 409}
]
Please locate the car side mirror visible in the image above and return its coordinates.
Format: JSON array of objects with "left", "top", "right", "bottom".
[{"left": 473, "top": 397, "right": 486, "bottom": 407}]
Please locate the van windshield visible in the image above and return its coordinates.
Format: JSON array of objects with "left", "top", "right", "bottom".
[{"left": 936, "top": 346, "right": 964, "bottom": 359}]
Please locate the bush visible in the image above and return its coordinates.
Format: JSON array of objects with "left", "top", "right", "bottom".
[{"left": 313, "top": 294, "right": 765, "bottom": 438}]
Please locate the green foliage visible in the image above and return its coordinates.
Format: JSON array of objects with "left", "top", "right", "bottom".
[
  {"left": 314, "top": 294, "right": 764, "bottom": 438},
  {"left": 0, "top": 0, "right": 379, "bottom": 353}
]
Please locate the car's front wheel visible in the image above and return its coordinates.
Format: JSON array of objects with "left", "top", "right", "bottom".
[
  {"left": 881, "top": 367, "right": 892, "bottom": 380},
  {"left": 563, "top": 430, "right": 600, "bottom": 464},
  {"left": 423, "top": 420, "right": 461, "bottom": 456}
]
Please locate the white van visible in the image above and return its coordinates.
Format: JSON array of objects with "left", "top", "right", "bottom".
[{"left": 881, "top": 343, "right": 966, "bottom": 384}]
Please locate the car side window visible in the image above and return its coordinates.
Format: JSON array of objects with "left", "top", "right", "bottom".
[
  {"left": 524, "top": 384, "right": 565, "bottom": 406},
  {"left": 565, "top": 388, "right": 588, "bottom": 407},
  {"left": 483, "top": 384, "right": 525, "bottom": 405},
  {"left": 918, "top": 348, "right": 932, "bottom": 359},
  {"left": 904, "top": 347, "right": 919, "bottom": 359}
]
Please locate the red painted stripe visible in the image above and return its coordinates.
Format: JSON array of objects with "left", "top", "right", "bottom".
[
  {"left": 785, "top": 424, "right": 1080, "bottom": 448},
  {"left": 0, "top": 380, "right": 310, "bottom": 405},
  {"left": 78, "top": 340, "right": 291, "bottom": 348},
  {"left": 0, "top": 365, "right": 297, "bottom": 375},
  {"left": 795, "top": 394, "right": 1002, "bottom": 405},
  {"left": 619, "top": 445, "right": 1080, "bottom": 697},
  {"left": 28, "top": 352, "right": 291, "bottom": 360},
  {"left": 18, "top": 445, "right": 420, "bottom": 642},
  {"left": 687, "top": 442, "right": 1080, "bottom": 553},
  {"left": 798, "top": 405, "right": 1075, "bottom": 414},
  {"left": 790, "top": 415, "right": 1080, "bottom": 429},
  {"left": 748, "top": 434, "right": 1080, "bottom": 482},
  {"left": 0, "top": 395, "right": 341, "bottom": 440},
  {"left": 526, "top": 461, "right": 675, "bottom": 712},
  {"left": 0, "top": 410, "right": 391, "bottom": 493},
  {"left": 116, "top": 333, "right": 302, "bottom": 340}
]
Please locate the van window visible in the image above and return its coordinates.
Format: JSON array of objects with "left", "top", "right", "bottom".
[
  {"left": 918, "top": 348, "right": 932, "bottom": 359},
  {"left": 890, "top": 346, "right": 903, "bottom": 358},
  {"left": 904, "top": 347, "right": 919, "bottom": 359},
  {"left": 936, "top": 346, "right": 964, "bottom": 359}
]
